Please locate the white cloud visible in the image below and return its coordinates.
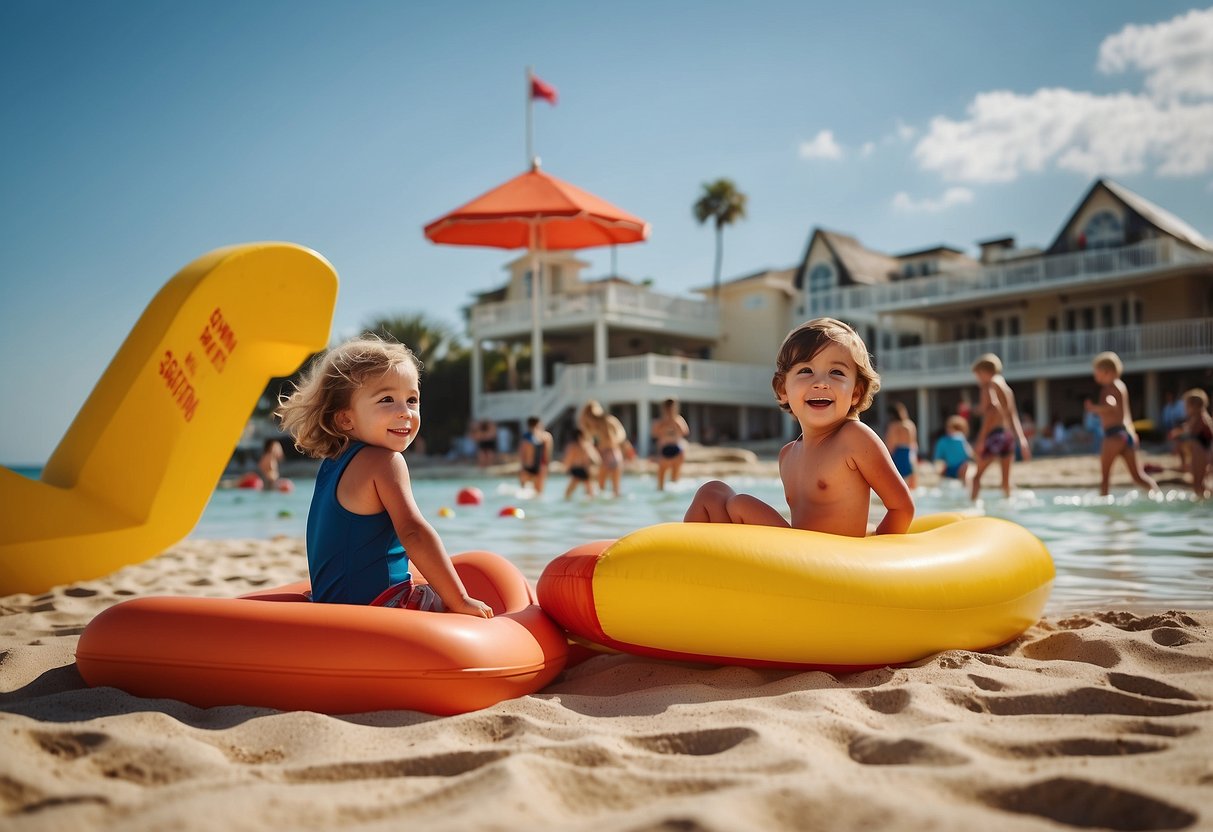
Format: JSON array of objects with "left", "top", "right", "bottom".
[
  {"left": 1098, "top": 7, "right": 1213, "bottom": 102},
  {"left": 859, "top": 141, "right": 876, "bottom": 158},
  {"left": 910, "top": 8, "right": 1213, "bottom": 183},
  {"left": 891, "top": 187, "right": 975, "bottom": 213},
  {"left": 799, "top": 129, "right": 844, "bottom": 160},
  {"left": 895, "top": 120, "right": 917, "bottom": 142}
]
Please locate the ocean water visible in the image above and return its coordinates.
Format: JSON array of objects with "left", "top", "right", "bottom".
[{"left": 195, "top": 474, "right": 1213, "bottom": 614}]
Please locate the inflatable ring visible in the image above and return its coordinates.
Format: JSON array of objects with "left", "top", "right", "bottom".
[
  {"left": 537, "top": 514, "right": 1053, "bottom": 671},
  {"left": 77, "top": 551, "right": 567, "bottom": 714}
]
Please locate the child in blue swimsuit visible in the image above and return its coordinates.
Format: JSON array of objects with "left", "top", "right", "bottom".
[
  {"left": 933, "top": 415, "right": 975, "bottom": 484},
  {"left": 276, "top": 335, "right": 492, "bottom": 617},
  {"left": 1084, "top": 351, "right": 1159, "bottom": 498}
]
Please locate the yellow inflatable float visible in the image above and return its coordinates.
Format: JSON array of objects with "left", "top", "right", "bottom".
[
  {"left": 537, "top": 514, "right": 1054, "bottom": 670},
  {"left": 0, "top": 243, "right": 337, "bottom": 596}
]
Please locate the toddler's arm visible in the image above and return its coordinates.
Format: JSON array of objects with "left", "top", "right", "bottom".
[
  {"left": 373, "top": 451, "right": 493, "bottom": 618},
  {"left": 850, "top": 427, "right": 913, "bottom": 534}
]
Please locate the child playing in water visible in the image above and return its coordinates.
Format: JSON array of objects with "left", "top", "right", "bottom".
[
  {"left": 518, "top": 415, "right": 553, "bottom": 495},
  {"left": 276, "top": 336, "right": 493, "bottom": 617},
  {"left": 933, "top": 415, "right": 975, "bottom": 485},
  {"left": 684, "top": 317, "right": 913, "bottom": 537},
  {"left": 1170, "top": 388, "right": 1211, "bottom": 499},
  {"left": 969, "top": 353, "right": 1031, "bottom": 500},
  {"left": 883, "top": 401, "right": 918, "bottom": 489},
  {"left": 563, "top": 428, "right": 601, "bottom": 500},
  {"left": 1084, "top": 351, "right": 1159, "bottom": 497}
]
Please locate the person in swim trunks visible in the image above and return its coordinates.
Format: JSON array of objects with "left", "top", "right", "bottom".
[
  {"left": 1084, "top": 351, "right": 1159, "bottom": 497},
  {"left": 1170, "top": 388, "right": 1212, "bottom": 499},
  {"left": 883, "top": 401, "right": 918, "bottom": 489},
  {"left": 651, "top": 398, "right": 690, "bottom": 491},
  {"left": 562, "top": 428, "right": 601, "bottom": 500},
  {"left": 969, "top": 353, "right": 1031, "bottom": 501}
]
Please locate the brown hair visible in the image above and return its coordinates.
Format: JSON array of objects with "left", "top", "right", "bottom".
[
  {"left": 946, "top": 415, "right": 969, "bottom": 434},
  {"left": 276, "top": 335, "right": 421, "bottom": 459},
  {"left": 1092, "top": 351, "right": 1123, "bottom": 376},
  {"left": 772, "top": 317, "right": 879, "bottom": 417},
  {"left": 971, "top": 353, "right": 1002, "bottom": 375},
  {"left": 1183, "top": 388, "right": 1209, "bottom": 410}
]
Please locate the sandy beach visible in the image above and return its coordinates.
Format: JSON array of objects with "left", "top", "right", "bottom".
[{"left": 3, "top": 452, "right": 1211, "bottom": 832}]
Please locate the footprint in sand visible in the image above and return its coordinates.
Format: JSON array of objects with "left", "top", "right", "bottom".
[
  {"left": 626, "top": 726, "right": 757, "bottom": 756},
  {"left": 1022, "top": 631, "right": 1121, "bottom": 668},
  {"left": 32, "top": 730, "right": 108, "bottom": 760},
  {"left": 982, "top": 777, "right": 1196, "bottom": 831},
  {"left": 285, "top": 749, "right": 510, "bottom": 782},
  {"left": 855, "top": 687, "right": 912, "bottom": 715},
  {"left": 847, "top": 735, "right": 968, "bottom": 766},
  {"left": 1106, "top": 672, "right": 1197, "bottom": 701}
]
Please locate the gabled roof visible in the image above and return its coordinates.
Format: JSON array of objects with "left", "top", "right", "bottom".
[
  {"left": 795, "top": 229, "right": 901, "bottom": 288},
  {"left": 893, "top": 244, "right": 969, "bottom": 259},
  {"left": 693, "top": 266, "right": 796, "bottom": 296},
  {"left": 1048, "top": 179, "right": 1213, "bottom": 254}
]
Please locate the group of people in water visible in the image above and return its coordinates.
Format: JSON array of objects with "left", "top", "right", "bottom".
[
  {"left": 271, "top": 319, "right": 1211, "bottom": 618},
  {"left": 517, "top": 397, "right": 690, "bottom": 499},
  {"left": 881, "top": 350, "right": 1211, "bottom": 501}
]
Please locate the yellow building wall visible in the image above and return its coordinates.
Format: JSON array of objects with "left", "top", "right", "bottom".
[{"left": 714, "top": 281, "right": 793, "bottom": 364}]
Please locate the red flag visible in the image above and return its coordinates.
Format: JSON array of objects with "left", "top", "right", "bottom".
[{"left": 530, "top": 74, "right": 558, "bottom": 105}]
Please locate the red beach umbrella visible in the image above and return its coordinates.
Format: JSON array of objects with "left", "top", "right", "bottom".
[{"left": 424, "top": 163, "right": 650, "bottom": 393}]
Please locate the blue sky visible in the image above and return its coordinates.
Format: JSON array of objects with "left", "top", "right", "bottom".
[{"left": 2, "top": 1, "right": 1210, "bottom": 464}]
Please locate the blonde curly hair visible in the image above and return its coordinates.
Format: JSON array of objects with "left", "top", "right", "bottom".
[
  {"left": 276, "top": 335, "right": 421, "bottom": 459},
  {"left": 772, "top": 317, "right": 880, "bottom": 418}
]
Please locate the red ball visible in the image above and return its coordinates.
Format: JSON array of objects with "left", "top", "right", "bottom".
[
  {"left": 456, "top": 487, "right": 484, "bottom": 506},
  {"left": 275, "top": 478, "right": 295, "bottom": 493},
  {"left": 236, "top": 473, "right": 263, "bottom": 490},
  {"left": 498, "top": 506, "right": 525, "bottom": 519}
]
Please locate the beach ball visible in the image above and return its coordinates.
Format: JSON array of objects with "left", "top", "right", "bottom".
[
  {"left": 275, "top": 478, "right": 295, "bottom": 493},
  {"left": 456, "top": 487, "right": 484, "bottom": 506},
  {"left": 236, "top": 473, "right": 263, "bottom": 490},
  {"left": 437, "top": 507, "right": 455, "bottom": 518},
  {"left": 498, "top": 506, "right": 525, "bottom": 519}
]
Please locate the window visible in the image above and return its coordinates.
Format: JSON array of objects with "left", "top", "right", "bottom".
[
  {"left": 808, "top": 263, "right": 835, "bottom": 293},
  {"left": 1082, "top": 210, "right": 1124, "bottom": 249}
]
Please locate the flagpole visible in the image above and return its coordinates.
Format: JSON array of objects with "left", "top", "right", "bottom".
[{"left": 525, "top": 66, "right": 534, "bottom": 167}]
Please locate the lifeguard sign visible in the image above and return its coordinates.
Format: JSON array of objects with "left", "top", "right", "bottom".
[{"left": 0, "top": 243, "right": 337, "bottom": 595}]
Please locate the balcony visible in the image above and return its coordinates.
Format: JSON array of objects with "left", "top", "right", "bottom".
[
  {"left": 478, "top": 353, "right": 774, "bottom": 425},
  {"left": 809, "top": 238, "right": 1213, "bottom": 317},
  {"left": 877, "top": 318, "right": 1213, "bottom": 389},
  {"left": 469, "top": 283, "right": 720, "bottom": 341}
]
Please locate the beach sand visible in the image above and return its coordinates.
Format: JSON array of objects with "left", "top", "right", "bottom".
[{"left": 3, "top": 453, "right": 1211, "bottom": 831}]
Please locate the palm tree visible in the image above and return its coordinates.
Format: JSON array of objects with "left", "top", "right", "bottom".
[
  {"left": 363, "top": 312, "right": 459, "bottom": 369},
  {"left": 693, "top": 178, "right": 748, "bottom": 299}
]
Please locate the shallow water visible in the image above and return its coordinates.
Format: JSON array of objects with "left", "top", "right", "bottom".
[{"left": 195, "top": 474, "right": 1213, "bottom": 614}]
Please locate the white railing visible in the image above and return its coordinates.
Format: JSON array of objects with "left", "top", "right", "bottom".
[
  {"left": 809, "top": 238, "right": 1213, "bottom": 316},
  {"left": 878, "top": 318, "right": 1213, "bottom": 379},
  {"left": 470, "top": 283, "right": 719, "bottom": 335},
  {"left": 478, "top": 353, "right": 773, "bottom": 423}
]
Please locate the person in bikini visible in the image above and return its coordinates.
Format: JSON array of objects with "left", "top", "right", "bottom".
[
  {"left": 1084, "top": 351, "right": 1159, "bottom": 497},
  {"left": 578, "top": 400, "right": 629, "bottom": 497},
  {"left": 651, "top": 398, "right": 690, "bottom": 491},
  {"left": 969, "top": 353, "right": 1031, "bottom": 500}
]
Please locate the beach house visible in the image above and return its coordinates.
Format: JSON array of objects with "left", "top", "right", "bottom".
[
  {"left": 798, "top": 178, "right": 1213, "bottom": 448},
  {"left": 466, "top": 178, "right": 1212, "bottom": 454},
  {"left": 466, "top": 251, "right": 794, "bottom": 454}
]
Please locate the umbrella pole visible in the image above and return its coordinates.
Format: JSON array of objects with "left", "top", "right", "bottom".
[{"left": 529, "top": 223, "right": 543, "bottom": 401}]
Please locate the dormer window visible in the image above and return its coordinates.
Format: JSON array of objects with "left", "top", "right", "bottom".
[
  {"left": 808, "top": 262, "right": 835, "bottom": 293},
  {"left": 1082, "top": 211, "right": 1124, "bottom": 249}
]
